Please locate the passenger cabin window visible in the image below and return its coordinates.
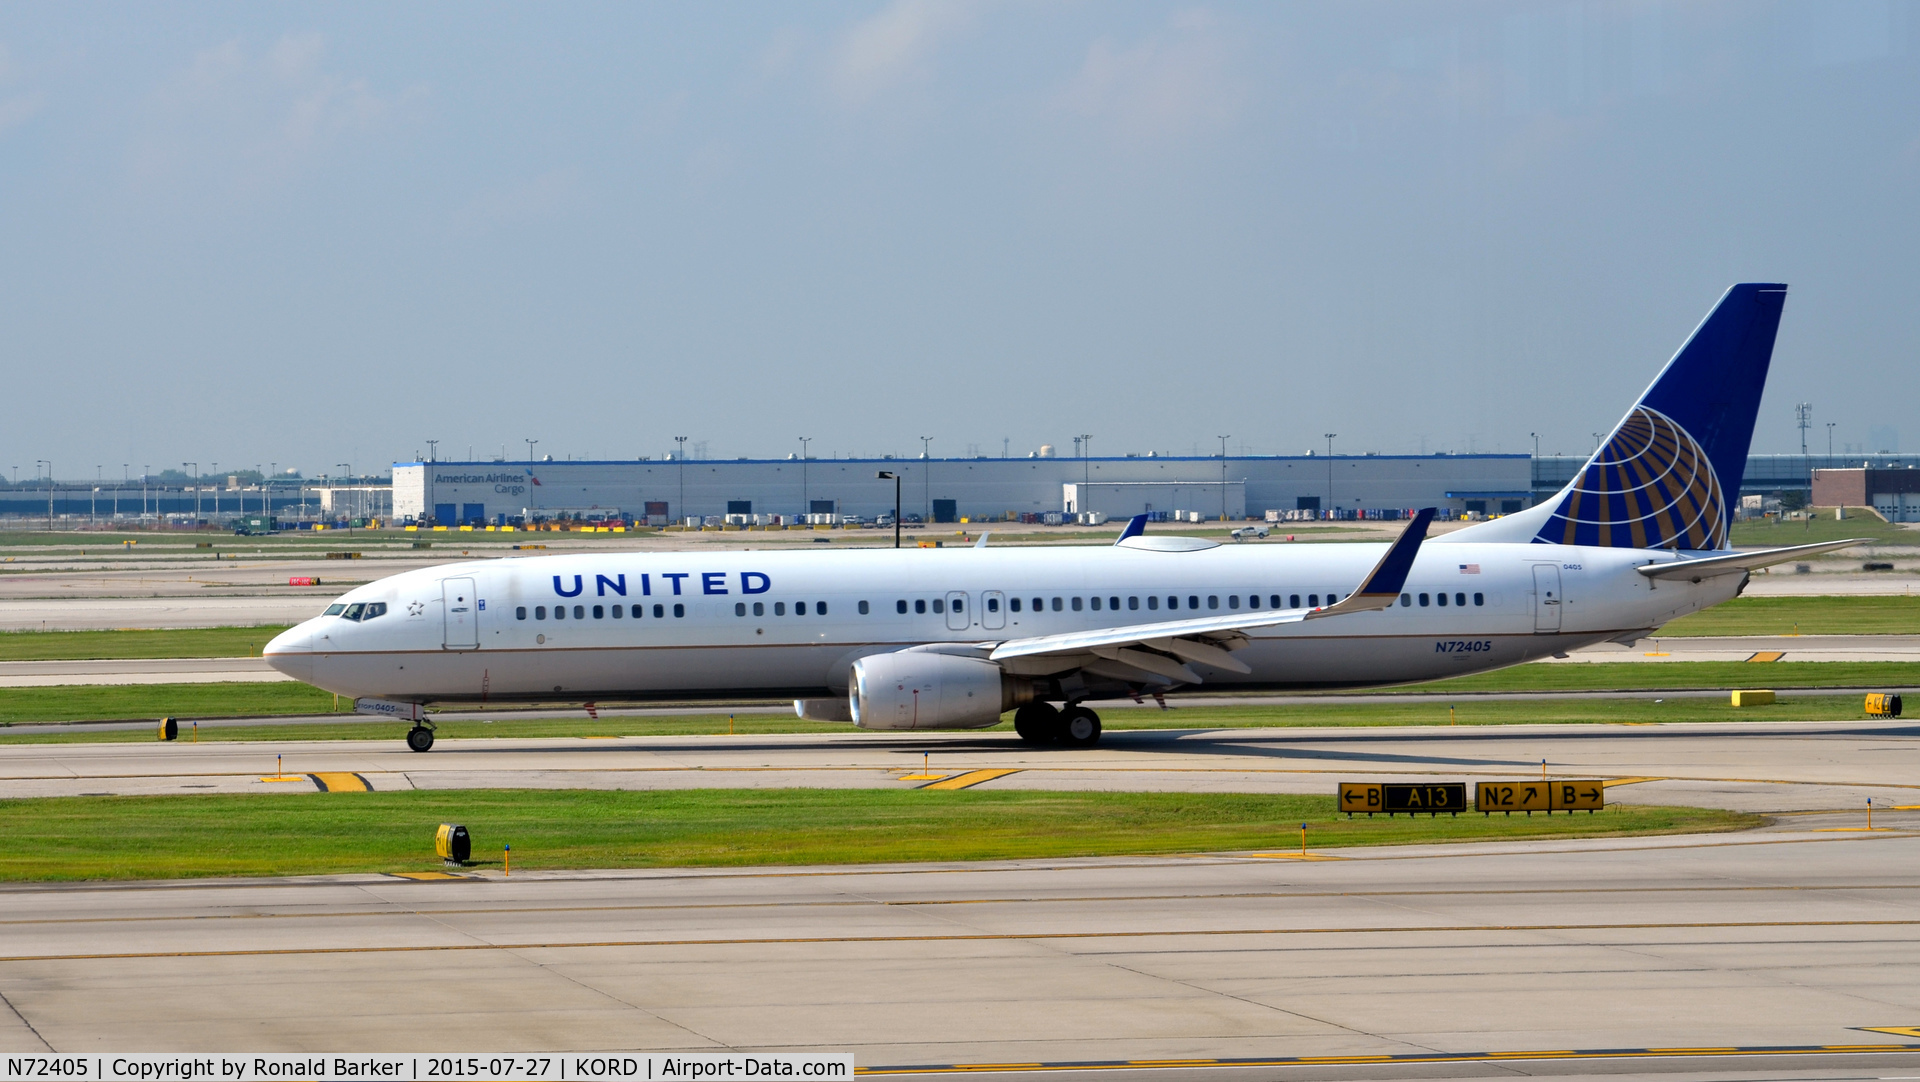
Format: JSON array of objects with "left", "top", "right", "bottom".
[
  {"left": 1147, "top": 596, "right": 1159, "bottom": 610},
  {"left": 1227, "top": 596, "right": 1239, "bottom": 610},
  {"left": 1290, "top": 594, "right": 1300, "bottom": 608},
  {"left": 1270, "top": 595, "right": 1281, "bottom": 608},
  {"left": 1207, "top": 596, "right": 1219, "bottom": 610},
  {"left": 1456, "top": 593, "right": 1467, "bottom": 607},
  {"left": 1052, "top": 597, "right": 1063, "bottom": 611},
  {"left": 1031, "top": 597, "right": 1043, "bottom": 611},
  {"left": 574, "top": 605, "right": 585, "bottom": 619},
  {"left": 612, "top": 605, "right": 623, "bottom": 618},
  {"left": 653, "top": 604, "right": 665, "bottom": 618},
  {"left": 672, "top": 603, "right": 684, "bottom": 618},
  {"left": 1071, "top": 597, "right": 1083, "bottom": 611},
  {"left": 592, "top": 605, "right": 604, "bottom": 619},
  {"left": 755, "top": 602, "right": 766, "bottom": 616},
  {"left": 1308, "top": 595, "right": 1318, "bottom": 607},
  {"left": 1245, "top": 595, "right": 1257, "bottom": 609},
  {"left": 859, "top": 601, "right": 870, "bottom": 614},
  {"left": 914, "top": 599, "right": 926, "bottom": 614},
  {"left": 897, "top": 600, "right": 908, "bottom": 614},
  {"left": 536, "top": 606, "right": 547, "bottom": 619},
  {"left": 1188, "top": 596, "right": 1200, "bottom": 609},
  {"left": 1089, "top": 597, "right": 1101, "bottom": 611},
  {"left": 932, "top": 599, "right": 944, "bottom": 614},
  {"left": 735, "top": 603, "right": 747, "bottom": 616},
  {"left": 554, "top": 606, "right": 566, "bottom": 621},
  {"left": 776, "top": 602, "right": 787, "bottom": 616},
  {"left": 818, "top": 601, "right": 829, "bottom": 614},
  {"left": 1419, "top": 593, "right": 1430, "bottom": 606},
  {"left": 1474, "top": 593, "right": 1484, "bottom": 606},
  {"left": 516, "top": 606, "right": 528, "bottom": 620},
  {"left": 796, "top": 602, "right": 808, "bottom": 615},
  {"left": 1400, "top": 594, "right": 1411, "bottom": 607},
  {"left": 1011, "top": 598, "right": 1023, "bottom": 612},
  {"left": 1437, "top": 593, "right": 1448, "bottom": 607},
  {"left": 1128, "top": 597, "right": 1139, "bottom": 610},
  {"left": 1109, "top": 597, "right": 1120, "bottom": 610}
]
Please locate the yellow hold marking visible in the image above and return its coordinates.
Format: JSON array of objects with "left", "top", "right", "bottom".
[
  {"left": 923, "top": 769, "right": 1020, "bottom": 790},
  {"left": 310, "top": 772, "right": 371, "bottom": 793},
  {"left": 1746, "top": 651, "right": 1786, "bottom": 663}
]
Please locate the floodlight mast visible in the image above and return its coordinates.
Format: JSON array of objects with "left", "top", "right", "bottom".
[{"left": 876, "top": 472, "right": 901, "bottom": 548}]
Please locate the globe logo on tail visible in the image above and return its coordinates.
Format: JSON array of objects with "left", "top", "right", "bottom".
[{"left": 1536, "top": 406, "right": 1727, "bottom": 550}]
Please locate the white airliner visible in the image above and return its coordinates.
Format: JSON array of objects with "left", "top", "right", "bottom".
[{"left": 266, "top": 283, "right": 1860, "bottom": 750}]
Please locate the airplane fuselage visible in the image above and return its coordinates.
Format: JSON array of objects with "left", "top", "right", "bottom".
[{"left": 263, "top": 539, "right": 1738, "bottom": 712}]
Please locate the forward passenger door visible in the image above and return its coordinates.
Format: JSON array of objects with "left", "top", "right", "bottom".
[{"left": 443, "top": 577, "right": 479, "bottom": 649}]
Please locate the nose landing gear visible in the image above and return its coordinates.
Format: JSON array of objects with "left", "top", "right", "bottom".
[{"left": 405, "top": 724, "right": 436, "bottom": 752}]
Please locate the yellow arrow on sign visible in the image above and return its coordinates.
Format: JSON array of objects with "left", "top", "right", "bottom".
[{"left": 1858, "top": 1027, "right": 1920, "bottom": 1038}]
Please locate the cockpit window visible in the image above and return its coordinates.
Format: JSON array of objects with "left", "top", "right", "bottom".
[
  {"left": 341, "top": 603, "right": 366, "bottom": 621},
  {"left": 324, "top": 604, "right": 347, "bottom": 616},
  {"left": 361, "top": 602, "right": 386, "bottom": 620}
]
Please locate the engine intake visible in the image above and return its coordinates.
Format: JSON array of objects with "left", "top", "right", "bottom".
[{"left": 849, "top": 651, "right": 1034, "bottom": 730}]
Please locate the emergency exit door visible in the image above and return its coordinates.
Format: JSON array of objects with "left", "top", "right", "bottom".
[
  {"left": 443, "top": 577, "right": 479, "bottom": 649},
  {"left": 1532, "top": 565, "right": 1562, "bottom": 633}
]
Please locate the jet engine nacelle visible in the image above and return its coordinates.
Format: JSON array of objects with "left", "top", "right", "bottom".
[{"left": 849, "top": 650, "right": 1034, "bottom": 730}]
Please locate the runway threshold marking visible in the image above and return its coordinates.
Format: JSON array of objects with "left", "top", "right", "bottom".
[
  {"left": 923, "top": 769, "right": 1020, "bottom": 790},
  {"left": 10, "top": 916, "right": 1920, "bottom": 964},
  {"left": 855, "top": 1042, "right": 1920, "bottom": 1075},
  {"left": 309, "top": 772, "right": 371, "bottom": 792}
]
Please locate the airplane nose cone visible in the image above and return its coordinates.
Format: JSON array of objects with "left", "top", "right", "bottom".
[{"left": 263, "top": 625, "right": 314, "bottom": 683}]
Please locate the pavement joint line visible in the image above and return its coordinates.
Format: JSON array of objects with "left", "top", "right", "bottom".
[
  {"left": 7, "top": 916, "right": 1920, "bottom": 964},
  {"left": 13, "top": 880, "right": 1920, "bottom": 926},
  {"left": 854, "top": 1043, "right": 1920, "bottom": 1074},
  {"left": 12, "top": 762, "right": 1920, "bottom": 791}
]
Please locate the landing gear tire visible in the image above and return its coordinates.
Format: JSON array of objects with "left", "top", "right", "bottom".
[
  {"left": 1014, "top": 702, "right": 1062, "bottom": 745},
  {"left": 1060, "top": 706, "right": 1102, "bottom": 748},
  {"left": 406, "top": 725, "right": 435, "bottom": 753}
]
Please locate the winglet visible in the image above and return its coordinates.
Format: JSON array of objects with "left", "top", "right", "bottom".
[
  {"left": 973, "top": 531, "right": 991, "bottom": 549},
  {"left": 1115, "top": 514, "right": 1148, "bottom": 545},
  {"left": 1308, "top": 508, "right": 1434, "bottom": 618}
]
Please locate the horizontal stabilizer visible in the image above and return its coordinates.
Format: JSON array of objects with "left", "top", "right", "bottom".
[{"left": 1635, "top": 538, "right": 1869, "bottom": 580}]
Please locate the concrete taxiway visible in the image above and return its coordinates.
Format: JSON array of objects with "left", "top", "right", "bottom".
[
  {"left": 5, "top": 720, "right": 1920, "bottom": 815},
  {"left": 2, "top": 829, "right": 1919, "bottom": 1075}
]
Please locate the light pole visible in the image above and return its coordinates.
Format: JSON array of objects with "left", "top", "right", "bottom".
[
  {"left": 1079, "top": 434, "right": 1093, "bottom": 512},
  {"left": 36, "top": 461, "right": 51, "bottom": 531},
  {"left": 268, "top": 463, "right": 276, "bottom": 519},
  {"left": 185, "top": 463, "right": 198, "bottom": 522},
  {"left": 798, "top": 436, "right": 811, "bottom": 520},
  {"left": 338, "top": 463, "right": 352, "bottom": 534},
  {"left": 425, "top": 440, "right": 440, "bottom": 525},
  {"left": 93, "top": 466, "right": 100, "bottom": 524},
  {"left": 1826, "top": 423, "right": 1836, "bottom": 459},
  {"left": 524, "top": 439, "right": 538, "bottom": 463},
  {"left": 1322, "top": 435, "right": 1336, "bottom": 518},
  {"left": 919, "top": 437, "right": 932, "bottom": 522},
  {"left": 211, "top": 462, "right": 219, "bottom": 518},
  {"left": 674, "top": 436, "right": 688, "bottom": 524},
  {"left": 877, "top": 472, "right": 901, "bottom": 548},
  {"left": 142, "top": 466, "right": 148, "bottom": 518}
]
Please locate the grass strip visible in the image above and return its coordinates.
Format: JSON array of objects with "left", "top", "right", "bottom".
[
  {"left": 0, "top": 693, "right": 1891, "bottom": 745},
  {"left": 1658, "top": 596, "right": 1920, "bottom": 637},
  {"left": 0, "top": 626, "right": 293, "bottom": 661},
  {"left": 1411, "top": 660, "right": 1918, "bottom": 693},
  {"left": 0, "top": 789, "right": 1758, "bottom": 881},
  {"left": 1728, "top": 515, "right": 1915, "bottom": 547},
  {"left": 0, "top": 663, "right": 1911, "bottom": 732},
  {"left": 0, "top": 682, "right": 344, "bottom": 725}
]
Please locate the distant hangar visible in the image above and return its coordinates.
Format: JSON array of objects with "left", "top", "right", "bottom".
[{"left": 392, "top": 453, "right": 1533, "bottom": 526}]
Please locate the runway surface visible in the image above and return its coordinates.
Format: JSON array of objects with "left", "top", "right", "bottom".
[
  {"left": 2, "top": 828, "right": 1919, "bottom": 1076},
  {"left": 6, "top": 720, "right": 1920, "bottom": 814}
]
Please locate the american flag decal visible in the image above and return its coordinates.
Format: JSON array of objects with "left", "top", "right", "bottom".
[{"left": 1459, "top": 564, "right": 1481, "bottom": 574}]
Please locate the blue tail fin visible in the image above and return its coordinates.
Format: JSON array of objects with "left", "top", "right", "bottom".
[{"left": 1535, "top": 283, "right": 1787, "bottom": 550}]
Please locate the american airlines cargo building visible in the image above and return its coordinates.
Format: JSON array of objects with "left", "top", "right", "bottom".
[{"left": 392, "top": 454, "right": 1532, "bottom": 527}]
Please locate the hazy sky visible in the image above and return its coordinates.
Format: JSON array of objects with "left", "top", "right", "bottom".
[{"left": 2, "top": 1, "right": 1916, "bottom": 480}]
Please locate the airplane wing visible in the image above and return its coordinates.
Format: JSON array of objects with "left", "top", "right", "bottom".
[
  {"left": 987, "top": 509, "right": 1435, "bottom": 683},
  {"left": 1635, "top": 537, "right": 1869, "bottom": 580}
]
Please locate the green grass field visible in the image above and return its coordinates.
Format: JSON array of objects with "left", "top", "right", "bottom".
[
  {"left": 0, "top": 626, "right": 293, "bottom": 660},
  {"left": 1729, "top": 514, "right": 1916, "bottom": 547},
  {"left": 0, "top": 689, "right": 1898, "bottom": 745},
  {"left": 0, "top": 658, "right": 1910, "bottom": 733},
  {"left": 0, "top": 789, "right": 1758, "bottom": 881},
  {"left": 1658, "top": 595, "right": 1920, "bottom": 636}
]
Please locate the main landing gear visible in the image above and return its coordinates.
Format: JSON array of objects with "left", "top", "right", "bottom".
[
  {"left": 1014, "top": 701, "right": 1102, "bottom": 748},
  {"left": 405, "top": 723, "right": 436, "bottom": 752}
]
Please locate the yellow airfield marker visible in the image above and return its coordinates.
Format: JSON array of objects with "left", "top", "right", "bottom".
[{"left": 901, "top": 752, "right": 946, "bottom": 781}]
